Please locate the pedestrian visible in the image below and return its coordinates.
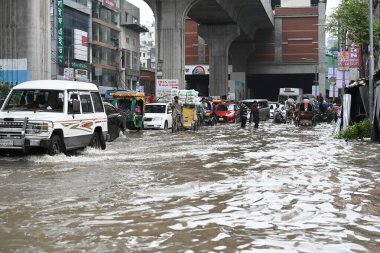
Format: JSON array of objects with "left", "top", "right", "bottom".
[
  {"left": 250, "top": 101, "right": 260, "bottom": 128},
  {"left": 240, "top": 103, "right": 248, "bottom": 127}
]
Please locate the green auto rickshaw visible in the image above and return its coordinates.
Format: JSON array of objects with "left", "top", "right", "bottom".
[{"left": 110, "top": 91, "right": 145, "bottom": 131}]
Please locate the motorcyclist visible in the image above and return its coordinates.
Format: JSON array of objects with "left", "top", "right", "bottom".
[{"left": 273, "top": 103, "right": 284, "bottom": 123}]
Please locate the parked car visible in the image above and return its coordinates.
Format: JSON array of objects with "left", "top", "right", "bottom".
[
  {"left": 241, "top": 99, "right": 270, "bottom": 121},
  {"left": 143, "top": 103, "right": 172, "bottom": 130},
  {"left": 214, "top": 102, "right": 240, "bottom": 123},
  {"left": 104, "top": 102, "right": 126, "bottom": 142},
  {"left": 0, "top": 80, "right": 108, "bottom": 155}
]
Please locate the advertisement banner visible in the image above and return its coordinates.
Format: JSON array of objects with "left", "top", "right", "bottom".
[
  {"left": 64, "top": 68, "right": 74, "bottom": 81},
  {"left": 338, "top": 51, "right": 349, "bottom": 71},
  {"left": 156, "top": 79, "right": 179, "bottom": 101},
  {"left": 185, "top": 65, "right": 209, "bottom": 75},
  {"left": 74, "top": 29, "right": 88, "bottom": 61},
  {"left": 102, "top": 0, "right": 116, "bottom": 11},
  {"left": 57, "top": 0, "right": 64, "bottom": 65},
  {"left": 349, "top": 43, "right": 362, "bottom": 68}
]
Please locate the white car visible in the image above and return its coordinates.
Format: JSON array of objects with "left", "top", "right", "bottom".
[
  {"left": 143, "top": 103, "right": 172, "bottom": 130},
  {"left": 0, "top": 80, "right": 108, "bottom": 155}
]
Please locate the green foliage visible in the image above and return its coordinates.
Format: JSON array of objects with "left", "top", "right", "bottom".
[
  {"left": 326, "top": 0, "right": 380, "bottom": 46},
  {"left": 338, "top": 119, "right": 371, "bottom": 140},
  {"left": 0, "top": 83, "right": 11, "bottom": 100}
]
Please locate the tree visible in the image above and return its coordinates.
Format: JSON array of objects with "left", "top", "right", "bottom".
[
  {"left": 326, "top": 0, "right": 380, "bottom": 46},
  {"left": 0, "top": 83, "right": 10, "bottom": 100}
]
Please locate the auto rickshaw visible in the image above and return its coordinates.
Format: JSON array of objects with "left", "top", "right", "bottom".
[
  {"left": 110, "top": 90, "right": 145, "bottom": 131},
  {"left": 294, "top": 99, "right": 317, "bottom": 127},
  {"left": 201, "top": 100, "right": 217, "bottom": 126}
]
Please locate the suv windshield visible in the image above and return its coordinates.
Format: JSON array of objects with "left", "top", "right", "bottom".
[
  {"left": 145, "top": 104, "right": 166, "bottom": 113},
  {"left": 2, "top": 89, "right": 65, "bottom": 112}
]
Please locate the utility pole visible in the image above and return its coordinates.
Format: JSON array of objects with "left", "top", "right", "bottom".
[{"left": 369, "top": 0, "right": 375, "bottom": 141}]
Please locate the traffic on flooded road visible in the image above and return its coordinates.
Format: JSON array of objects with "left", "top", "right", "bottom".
[{"left": 1, "top": 122, "right": 379, "bottom": 252}]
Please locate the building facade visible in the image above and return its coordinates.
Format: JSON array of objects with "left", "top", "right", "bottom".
[
  {"left": 51, "top": 0, "right": 91, "bottom": 82},
  {"left": 120, "top": 1, "right": 148, "bottom": 90}
]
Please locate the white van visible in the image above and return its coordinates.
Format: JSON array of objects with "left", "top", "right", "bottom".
[{"left": 0, "top": 80, "right": 108, "bottom": 155}]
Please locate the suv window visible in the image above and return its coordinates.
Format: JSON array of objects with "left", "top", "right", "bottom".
[
  {"left": 68, "top": 92, "right": 79, "bottom": 114},
  {"left": 80, "top": 94, "right": 94, "bottom": 114},
  {"left": 91, "top": 92, "right": 104, "bottom": 112}
]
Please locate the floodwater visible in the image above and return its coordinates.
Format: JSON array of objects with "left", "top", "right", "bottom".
[{"left": 0, "top": 122, "right": 379, "bottom": 253}]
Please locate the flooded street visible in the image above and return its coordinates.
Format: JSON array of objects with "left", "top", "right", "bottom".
[{"left": 0, "top": 122, "right": 379, "bottom": 252}]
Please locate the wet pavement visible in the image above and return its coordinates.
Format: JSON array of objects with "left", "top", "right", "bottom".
[{"left": 0, "top": 122, "right": 379, "bottom": 252}]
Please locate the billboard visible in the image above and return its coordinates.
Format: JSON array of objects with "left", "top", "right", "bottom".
[
  {"left": 338, "top": 52, "right": 349, "bottom": 71},
  {"left": 74, "top": 29, "right": 88, "bottom": 61},
  {"left": 156, "top": 79, "right": 179, "bottom": 101},
  {"left": 57, "top": 0, "right": 64, "bottom": 65}
]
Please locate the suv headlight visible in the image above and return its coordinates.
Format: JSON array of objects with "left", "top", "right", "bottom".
[
  {"left": 26, "top": 122, "right": 51, "bottom": 135},
  {"left": 153, "top": 117, "right": 162, "bottom": 121}
]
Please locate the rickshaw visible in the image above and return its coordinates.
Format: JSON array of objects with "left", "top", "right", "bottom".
[
  {"left": 109, "top": 90, "right": 145, "bottom": 131},
  {"left": 202, "top": 100, "right": 217, "bottom": 126},
  {"left": 294, "top": 99, "right": 317, "bottom": 127},
  {"left": 182, "top": 104, "right": 199, "bottom": 131}
]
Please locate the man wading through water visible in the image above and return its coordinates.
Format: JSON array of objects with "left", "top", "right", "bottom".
[
  {"left": 240, "top": 103, "right": 248, "bottom": 127},
  {"left": 250, "top": 101, "right": 260, "bottom": 128}
]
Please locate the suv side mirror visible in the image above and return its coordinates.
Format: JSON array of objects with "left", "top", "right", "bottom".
[
  {"left": 72, "top": 99, "right": 81, "bottom": 113},
  {"left": 168, "top": 110, "right": 172, "bottom": 114}
]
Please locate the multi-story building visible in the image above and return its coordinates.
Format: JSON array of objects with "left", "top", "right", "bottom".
[
  {"left": 91, "top": 0, "right": 121, "bottom": 91},
  {"left": 120, "top": 1, "right": 148, "bottom": 90},
  {"left": 51, "top": 0, "right": 91, "bottom": 82}
]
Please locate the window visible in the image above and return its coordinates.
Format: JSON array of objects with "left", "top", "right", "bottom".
[
  {"left": 68, "top": 92, "right": 79, "bottom": 114},
  {"left": 91, "top": 92, "right": 104, "bottom": 112},
  {"left": 125, "top": 12, "right": 129, "bottom": 23},
  {"left": 80, "top": 94, "right": 94, "bottom": 113},
  {"left": 126, "top": 36, "right": 130, "bottom": 44}
]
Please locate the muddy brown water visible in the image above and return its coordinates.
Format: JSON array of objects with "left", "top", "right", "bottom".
[{"left": 0, "top": 122, "right": 379, "bottom": 252}]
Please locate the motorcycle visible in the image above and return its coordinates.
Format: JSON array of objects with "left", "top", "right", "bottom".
[{"left": 273, "top": 110, "right": 286, "bottom": 124}]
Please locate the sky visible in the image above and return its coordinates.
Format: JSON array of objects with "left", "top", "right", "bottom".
[{"left": 127, "top": 0, "right": 341, "bottom": 26}]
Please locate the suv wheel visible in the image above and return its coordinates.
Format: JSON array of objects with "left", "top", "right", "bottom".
[
  {"left": 90, "top": 132, "right": 101, "bottom": 149},
  {"left": 48, "top": 134, "right": 63, "bottom": 156}
]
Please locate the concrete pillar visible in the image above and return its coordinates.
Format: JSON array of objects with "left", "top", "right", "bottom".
[
  {"left": 230, "top": 42, "right": 255, "bottom": 99},
  {"left": 0, "top": 0, "right": 51, "bottom": 82},
  {"left": 144, "top": 0, "right": 190, "bottom": 89},
  {"left": 199, "top": 24, "right": 240, "bottom": 97},
  {"left": 274, "top": 18, "right": 282, "bottom": 64},
  {"left": 318, "top": 0, "right": 327, "bottom": 98}
]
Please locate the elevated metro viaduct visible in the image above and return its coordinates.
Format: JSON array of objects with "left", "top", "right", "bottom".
[
  {"left": 144, "top": 0, "right": 327, "bottom": 98},
  {"left": 143, "top": 0, "right": 274, "bottom": 97}
]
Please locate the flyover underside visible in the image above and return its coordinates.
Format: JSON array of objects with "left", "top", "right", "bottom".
[{"left": 247, "top": 73, "right": 315, "bottom": 101}]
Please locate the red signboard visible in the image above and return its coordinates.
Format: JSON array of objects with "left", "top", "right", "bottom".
[
  {"left": 349, "top": 43, "right": 362, "bottom": 68},
  {"left": 102, "top": 0, "right": 116, "bottom": 11}
]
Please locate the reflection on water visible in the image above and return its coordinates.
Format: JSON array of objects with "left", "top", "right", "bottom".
[{"left": 0, "top": 122, "right": 379, "bottom": 252}]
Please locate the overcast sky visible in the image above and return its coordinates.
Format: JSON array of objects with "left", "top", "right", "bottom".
[{"left": 127, "top": 0, "right": 341, "bottom": 26}]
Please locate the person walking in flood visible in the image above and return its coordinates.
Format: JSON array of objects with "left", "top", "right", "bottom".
[
  {"left": 240, "top": 103, "right": 248, "bottom": 128},
  {"left": 251, "top": 101, "right": 260, "bottom": 128}
]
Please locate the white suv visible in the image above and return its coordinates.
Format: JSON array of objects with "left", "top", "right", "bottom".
[
  {"left": 143, "top": 103, "right": 172, "bottom": 130},
  {"left": 0, "top": 80, "right": 108, "bottom": 155}
]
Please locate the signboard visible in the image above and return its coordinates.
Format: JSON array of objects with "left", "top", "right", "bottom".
[
  {"left": 349, "top": 43, "right": 362, "bottom": 68},
  {"left": 57, "top": 0, "right": 64, "bottom": 65},
  {"left": 312, "top": 85, "right": 320, "bottom": 98},
  {"left": 74, "top": 29, "right": 88, "bottom": 61},
  {"left": 185, "top": 65, "right": 210, "bottom": 75},
  {"left": 102, "top": 0, "right": 116, "bottom": 11},
  {"left": 338, "top": 51, "right": 349, "bottom": 71},
  {"left": 71, "top": 61, "right": 88, "bottom": 69},
  {"left": 75, "top": 69, "right": 88, "bottom": 81},
  {"left": 156, "top": 79, "right": 179, "bottom": 101},
  {"left": 64, "top": 68, "right": 74, "bottom": 80}
]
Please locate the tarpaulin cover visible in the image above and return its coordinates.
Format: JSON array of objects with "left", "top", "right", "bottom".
[
  {"left": 359, "top": 85, "right": 369, "bottom": 117},
  {"left": 343, "top": 94, "right": 351, "bottom": 131}
]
